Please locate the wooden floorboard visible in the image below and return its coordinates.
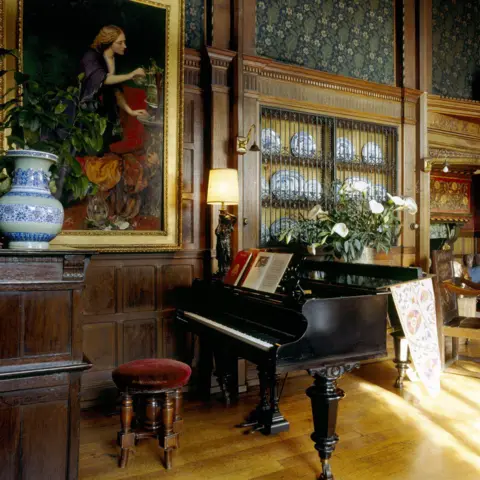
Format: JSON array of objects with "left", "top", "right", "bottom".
[{"left": 79, "top": 341, "right": 480, "bottom": 480}]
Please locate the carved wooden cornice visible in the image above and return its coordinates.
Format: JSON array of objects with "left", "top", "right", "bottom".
[
  {"left": 428, "top": 94, "right": 480, "bottom": 119},
  {"left": 184, "top": 48, "right": 201, "bottom": 89},
  {"left": 243, "top": 54, "right": 403, "bottom": 102},
  {"left": 428, "top": 112, "right": 480, "bottom": 138},
  {"left": 206, "top": 47, "right": 236, "bottom": 90},
  {"left": 424, "top": 148, "right": 480, "bottom": 172}
]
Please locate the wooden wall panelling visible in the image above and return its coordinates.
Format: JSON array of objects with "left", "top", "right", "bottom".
[
  {"left": 209, "top": 0, "right": 231, "bottom": 49},
  {"left": 417, "top": 93, "right": 431, "bottom": 270},
  {"left": 184, "top": 49, "right": 205, "bottom": 251},
  {"left": 206, "top": 47, "right": 236, "bottom": 269},
  {"left": 81, "top": 253, "right": 205, "bottom": 407}
]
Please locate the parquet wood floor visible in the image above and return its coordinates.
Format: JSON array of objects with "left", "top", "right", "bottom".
[{"left": 79, "top": 341, "right": 480, "bottom": 480}]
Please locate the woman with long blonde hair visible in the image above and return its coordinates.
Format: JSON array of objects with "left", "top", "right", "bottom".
[{"left": 80, "top": 25, "right": 147, "bottom": 149}]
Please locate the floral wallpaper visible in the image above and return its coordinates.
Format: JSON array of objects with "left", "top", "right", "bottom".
[
  {"left": 185, "top": 0, "right": 204, "bottom": 50},
  {"left": 432, "top": 0, "right": 480, "bottom": 99},
  {"left": 256, "top": 0, "right": 395, "bottom": 85}
]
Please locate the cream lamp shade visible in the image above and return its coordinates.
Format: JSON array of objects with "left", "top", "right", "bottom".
[{"left": 207, "top": 168, "right": 239, "bottom": 206}]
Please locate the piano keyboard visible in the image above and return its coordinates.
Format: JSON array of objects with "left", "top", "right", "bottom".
[{"left": 183, "top": 311, "right": 275, "bottom": 351}]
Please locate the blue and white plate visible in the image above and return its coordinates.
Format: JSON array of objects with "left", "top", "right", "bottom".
[
  {"left": 270, "top": 170, "right": 305, "bottom": 200},
  {"left": 270, "top": 217, "right": 299, "bottom": 240},
  {"left": 336, "top": 138, "right": 355, "bottom": 162},
  {"left": 290, "top": 132, "right": 316, "bottom": 158},
  {"left": 260, "top": 224, "right": 270, "bottom": 245},
  {"left": 261, "top": 176, "right": 270, "bottom": 199},
  {"left": 304, "top": 179, "right": 323, "bottom": 200},
  {"left": 361, "top": 142, "right": 383, "bottom": 165},
  {"left": 371, "top": 184, "right": 387, "bottom": 201},
  {"left": 261, "top": 128, "right": 281, "bottom": 155}
]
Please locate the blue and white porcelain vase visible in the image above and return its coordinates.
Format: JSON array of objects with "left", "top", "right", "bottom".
[{"left": 0, "top": 150, "right": 64, "bottom": 249}]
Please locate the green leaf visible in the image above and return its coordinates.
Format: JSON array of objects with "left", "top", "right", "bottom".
[{"left": 54, "top": 102, "right": 67, "bottom": 114}]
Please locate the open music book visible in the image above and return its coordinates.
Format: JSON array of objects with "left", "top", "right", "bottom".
[{"left": 241, "top": 252, "right": 293, "bottom": 293}]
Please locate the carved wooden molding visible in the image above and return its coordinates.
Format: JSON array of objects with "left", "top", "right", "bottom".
[
  {"left": 428, "top": 94, "right": 480, "bottom": 119},
  {"left": 184, "top": 48, "right": 201, "bottom": 88},
  {"left": 206, "top": 47, "right": 236, "bottom": 88},
  {"left": 242, "top": 56, "right": 422, "bottom": 123},
  {"left": 424, "top": 148, "right": 480, "bottom": 172},
  {"left": 428, "top": 112, "right": 480, "bottom": 138},
  {"left": 243, "top": 55, "right": 403, "bottom": 102}
]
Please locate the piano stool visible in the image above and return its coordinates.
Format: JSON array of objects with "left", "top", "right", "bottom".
[{"left": 111, "top": 359, "right": 192, "bottom": 470}]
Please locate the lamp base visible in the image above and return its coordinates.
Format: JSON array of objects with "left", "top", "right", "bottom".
[{"left": 215, "top": 209, "right": 237, "bottom": 279}]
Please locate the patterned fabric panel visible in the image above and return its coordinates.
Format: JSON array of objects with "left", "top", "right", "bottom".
[
  {"left": 185, "top": 0, "right": 204, "bottom": 50},
  {"left": 256, "top": 0, "right": 395, "bottom": 85},
  {"left": 432, "top": 0, "right": 480, "bottom": 99}
]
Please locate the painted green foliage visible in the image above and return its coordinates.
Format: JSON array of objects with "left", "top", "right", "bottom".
[
  {"left": 256, "top": 0, "right": 394, "bottom": 85},
  {"left": 432, "top": 0, "right": 480, "bottom": 99},
  {"left": 185, "top": 0, "right": 204, "bottom": 50}
]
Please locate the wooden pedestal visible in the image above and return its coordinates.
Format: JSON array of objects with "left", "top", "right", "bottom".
[{"left": 0, "top": 250, "right": 92, "bottom": 480}]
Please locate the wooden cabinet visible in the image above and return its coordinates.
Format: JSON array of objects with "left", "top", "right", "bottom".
[{"left": 0, "top": 251, "right": 92, "bottom": 480}]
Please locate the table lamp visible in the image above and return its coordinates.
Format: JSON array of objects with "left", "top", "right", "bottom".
[{"left": 207, "top": 168, "right": 239, "bottom": 278}]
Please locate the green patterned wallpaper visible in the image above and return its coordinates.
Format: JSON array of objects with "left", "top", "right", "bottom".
[
  {"left": 185, "top": 0, "right": 204, "bottom": 49},
  {"left": 432, "top": 1, "right": 480, "bottom": 99},
  {"left": 256, "top": 0, "right": 395, "bottom": 85}
]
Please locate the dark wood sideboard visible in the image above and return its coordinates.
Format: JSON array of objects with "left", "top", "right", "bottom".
[{"left": 0, "top": 250, "right": 93, "bottom": 480}]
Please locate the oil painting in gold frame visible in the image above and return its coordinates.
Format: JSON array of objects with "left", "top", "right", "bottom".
[{"left": 0, "top": 0, "right": 184, "bottom": 251}]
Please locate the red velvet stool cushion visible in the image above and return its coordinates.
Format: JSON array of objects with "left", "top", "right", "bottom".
[{"left": 112, "top": 359, "right": 192, "bottom": 392}]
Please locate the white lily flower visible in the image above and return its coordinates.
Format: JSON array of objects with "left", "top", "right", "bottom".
[
  {"left": 307, "top": 204, "right": 328, "bottom": 220},
  {"left": 404, "top": 197, "right": 418, "bottom": 214},
  {"left": 332, "top": 223, "right": 349, "bottom": 238},
  {"left": 307, "top": 244, "right": 316, "bottom": 255},
  {"left": 352, "top": 180, "right": 369, "bottom": 193},
  {"left": 369, "top": 199, "right": 384, "bottom": 214},
  {"left": 387, "top": 193, "right": 405, "bottom": 206}
]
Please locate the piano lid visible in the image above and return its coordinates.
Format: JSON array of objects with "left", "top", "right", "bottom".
[{"left": 298, "top": 258, "right": 424, "bottom": 292}]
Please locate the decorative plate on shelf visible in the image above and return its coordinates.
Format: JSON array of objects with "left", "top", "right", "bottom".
[
  {"left": 261, "top": 128, "right": 281, "bottom": 155},
  {"left": 260, "top": 224, "right": 270, "bottom": 245},
  {"left": 270, "top": 217, "right": 299, "bottom": 240},
  {"left": 361, "top": 142, "right": 384, "bottom": 165},
  {"left": 336, "top": 138, "right": 355, "bottom": 162},
  {"left": 290, "top": 132, "right": 316, "bottom": 158},
  {"left": 270, "top": 170, "right": 305, "bottom": 200},
  {"left": 371, "top": 184, "right": 387, "bottom": 201},
  {"left": 261, "top": 176, "right": 270, "bottom": 199},
  {"left": 304, "top": 179, "right": 323, "bottom": 201}
]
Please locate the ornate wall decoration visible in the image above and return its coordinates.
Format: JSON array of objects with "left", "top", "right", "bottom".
[
  {"left": 430, "top": 175, "right": 472, "bottom": 222},
  {"left": 432, "top": 0, "right": 480, "bottom": 100},
  {"left": 256, "top": 0, "right": 394, "bottom": 85},
  {"left": 428, "top": 112, "right": 480, "bottom": 137},
  {"left": 185, "top": 0, "right": 204, "bottom": 50}
]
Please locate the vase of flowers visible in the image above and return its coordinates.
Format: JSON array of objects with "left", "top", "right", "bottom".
[{"left": 279, "top": 180, "right": 418, "bottom": 263}]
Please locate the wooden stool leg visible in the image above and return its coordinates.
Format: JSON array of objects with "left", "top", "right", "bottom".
[
  {"left": 118, "top": 393, "right": 135, "bottom": 468},
  {"left": 145, "top": 396, "right": 160, "bottom": 432},
  {"left": 173, "top": 388, "right": 183, "bottom": 447},
  {"left": 160, "top": 391, "right": 176, "bottom": 469}
]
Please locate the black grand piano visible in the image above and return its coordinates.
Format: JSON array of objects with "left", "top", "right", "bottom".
[{"left": 176, "top": 257, "right": 422, "bottom": 480}]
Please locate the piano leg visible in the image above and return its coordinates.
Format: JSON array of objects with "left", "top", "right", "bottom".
[
  {"left": 237, "top": 367, "right": 289, "bottom": 435},
  {"left": 213, "top": 349, "right": 238, "bottom": 406},
  {"left": 307, "top": 363, "right": 359, "bottom": 480}
]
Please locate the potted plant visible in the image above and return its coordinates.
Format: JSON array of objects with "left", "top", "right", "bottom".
[
  {"left": 279, "top": 180, "right": 418, "bottom": 263},
  {"left": 0, "top": 48, "right": 107, "bottom": 249}
]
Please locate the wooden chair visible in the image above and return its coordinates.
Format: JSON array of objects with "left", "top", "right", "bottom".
[
  {"left": 112, "top": 358, "right": 191, "bottom": 470},
  {"left": 431, "top": 250, "right": 480, "bottom": 373}
]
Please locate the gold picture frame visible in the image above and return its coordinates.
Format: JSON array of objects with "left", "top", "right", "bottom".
[{"left": 0, "top": 0, "right": 184, "bottom": 251}]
